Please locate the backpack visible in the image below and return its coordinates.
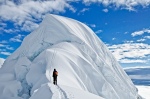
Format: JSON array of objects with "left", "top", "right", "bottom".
[{"left": 54, "top": 71, "right": 58, "bottom": 76}]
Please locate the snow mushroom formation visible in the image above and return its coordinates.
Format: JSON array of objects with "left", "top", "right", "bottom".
[{"left": 0, "top": 14, "right": 142, "bottom": 99}]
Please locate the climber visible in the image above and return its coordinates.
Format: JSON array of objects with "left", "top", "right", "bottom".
[{"left": 52, "top": 69, "right": 58, "bottom": 85}]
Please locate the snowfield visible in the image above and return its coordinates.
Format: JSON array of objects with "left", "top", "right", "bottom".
[
  {"left": 0, "top": 14, "right": 141, "bottom": 99},
  {"left": 136, "top": 86, "right": 150, "bottom": 99}
]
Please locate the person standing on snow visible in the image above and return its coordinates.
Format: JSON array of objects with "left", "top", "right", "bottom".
[{"left": 52, "top": 69, "right": 58, "bottom": 85}]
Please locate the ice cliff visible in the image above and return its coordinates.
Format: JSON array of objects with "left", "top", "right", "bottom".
[{"left": 0, "top": 14, "right": 141, "bottom": 99}]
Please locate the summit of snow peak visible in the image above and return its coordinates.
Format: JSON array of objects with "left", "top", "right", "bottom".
[{"left": 0, "top": 14, "right": 141, "bottom": 99}]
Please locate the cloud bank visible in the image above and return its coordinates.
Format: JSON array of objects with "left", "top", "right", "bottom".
[
  {"left": 0, "top": 0, "right": 75, "bottom": 32},
  {"left": 108, "top": 43, "right": 150, "bottom": 64},
  {"left": 83, "top": 0, "right": 150, "bottom": 10},
  {"left": 131, "top": 29, "right": 150, "bottom": 37},
  {"left": 0, "top": 0, "right": 150, "bottom": 33}
]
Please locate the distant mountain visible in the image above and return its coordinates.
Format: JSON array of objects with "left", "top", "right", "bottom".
[
  {"left": 124, "top": 67, "right": 150, "bottom": 99},
  {"left": 125, "top": 67, "right": 150, "bottom": 86},
  {"left": 0, "top": 14, "right": 141, "bottom": 99}
]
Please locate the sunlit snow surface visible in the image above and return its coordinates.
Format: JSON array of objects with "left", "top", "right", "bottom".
[
  {"left": 125, "top": 67, "right": 150, "bottom": 99},
  {"left": 136, "top": 86, "right": 150, "bottom": 99},
  {"left": 0, "top": 14, "right": 140, "bottom": 99},
  {"left": 0, "top": 58, "right": 4, "bottom": 68}
]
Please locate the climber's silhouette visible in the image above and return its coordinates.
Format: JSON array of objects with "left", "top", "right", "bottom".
[{"left": 52, "top": 69, "right": 58, "bottom": 85}]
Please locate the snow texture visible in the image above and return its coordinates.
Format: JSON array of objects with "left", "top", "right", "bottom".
[
  {"left": 0, "top": 14, "right": 140, "bottom": 99},
  {"left": 0, "top": 58, "right": 5, "bottom": 68}
]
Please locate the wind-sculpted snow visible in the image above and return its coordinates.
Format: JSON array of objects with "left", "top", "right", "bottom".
[{"left": 0, "top": 14, "right": 141, "bottom": 99}]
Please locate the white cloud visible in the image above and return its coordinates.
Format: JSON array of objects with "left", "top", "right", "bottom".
[
  {"left": 131, "top": 29, "right": 150, "bottom": 37},
  {"left": 124, "top": 66, "right": 150, "bottom": 69},
  {"left": 102, "top": 9, "right": 109, "bottom": 13},
  {"left": 85, "top": 23, "right": 96, "bottom": 28},
  {"left": 112, "top": 38, "right": 116, "bottom": 40},
  {"left": 108, "top": 43, "right": 150, "bottom": 63},
  {"left": 0, "top": 40, "right": 8, "bottom": 44},
  {"left": 0, "top": 23, "right": 7, "bottom": 27},
  {"left": 124, "top": 32, "right": 129, "bottom": 34},
  {"left": 81, "top": 8, "right": 89, "bottom": 12},
  {"left": 0, "top": 0, "right": 75, "bottom": 32},
  {"left": 0, "top": 51, "right": 11, "bottom": 56},
  {"left": 105, "top": 23, "right": 108, "bottom": 25},
  {"left": 6, "top": 46, "right": 14, "bottom": 50},
  {"left": 0, "top": 44, "right": 5, "bottom": 47},
  {"left": 0, "top": 58, "right": 5, "bottom": 68},
  {"left": 10, "top": 34, "right": 24, "bottom": 42},
  {"left": 83, "top": 0, "right": 150, "bottom": 11},
  {"left": 0, "top": 42, "right": 13, "bottom": 51},
  {"left": 0, "top": 43, "right": 9, "bottom": 49},
  {"left": 89, "top": 24, "right": 96, "bottom": 28},
  {"left": 144, "top": 36, "right": 150, "bottom": 39},
  {"left": 10, "top": 38, "right": 22, "bottom": 42},
  {"left": 1, "top": 0, "right": 149, "bottom": 34},
  {"left": 21, "top": 21, "right": 39, "bottom": 32},
  {"left": 124, "top": 40, "right": 134, "bottom": 43},
  {"left": 131, "top": 31, "right": 145, "bottom": 37},
  {"left": 137, "top": 39, "right": 146, "bottom": 42},
  {"left": 3, "top": 29, "right": 20, "bottom": 34},
  {"left": 120, "top": 59, "right": 146, "bottom": 63},
  {"left": 95, "top": 30, "right": 103, "bottom": 34},
  {"left": 1, "top": 0, "right": 150, "bottom": 33},
  {"left": 78, "top": 8, "right": 89, "bottom": 15}
]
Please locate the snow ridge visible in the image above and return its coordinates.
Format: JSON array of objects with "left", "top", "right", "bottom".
[
  {"left": 57, "top": 85, "right": 68, "bottom": 99},
  {"left": 0, "top": 14, "right": 140, "bottom": 99}
]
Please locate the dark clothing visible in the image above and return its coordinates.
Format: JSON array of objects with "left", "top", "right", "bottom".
[
  {"left": 53, "top": 71, "right": 58, "bottom": 77},
  {"left": 53, "top": 70, "right": 58, "bottom": 85},
  {"left": 53, "top": 76, "right": 57, "bottom": 85}
]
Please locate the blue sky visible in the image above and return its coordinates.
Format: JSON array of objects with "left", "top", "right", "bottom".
[{"left": 0, "top": 0, "right": 150, "bottom": 67}]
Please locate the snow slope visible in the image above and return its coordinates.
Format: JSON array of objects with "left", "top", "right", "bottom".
[
  {"left": 30, "top": 83, "right": 104, "bottom": 99},
  {"left": 0, "top": 14, "right": 141, "bottom": 99},
  {"left": 0, "top": 58, "right": 5, "bottom": 68}
]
